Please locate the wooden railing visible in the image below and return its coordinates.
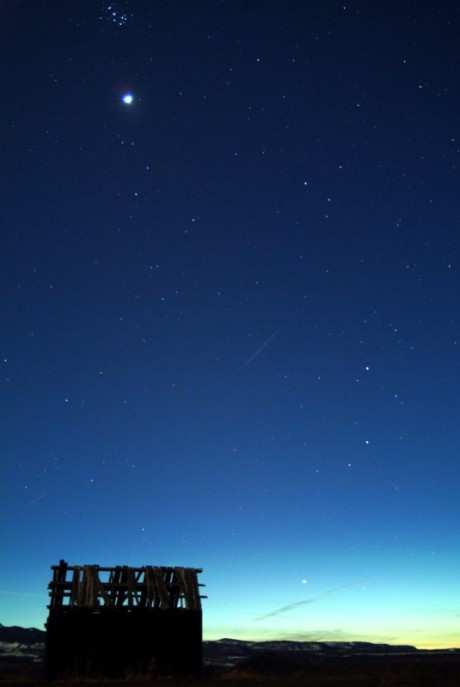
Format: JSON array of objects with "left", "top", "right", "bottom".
[{"left": 48, "top": 560, "right": 205, "bottom": 610}]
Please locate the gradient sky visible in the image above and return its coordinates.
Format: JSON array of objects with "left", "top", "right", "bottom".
[{"left": 1, "top": 0, "right": 460, "bottom": 649}]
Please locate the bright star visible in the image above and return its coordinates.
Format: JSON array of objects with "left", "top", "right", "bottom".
[{"left": 122, "top": 93, "right": 134, "bottom": 105}]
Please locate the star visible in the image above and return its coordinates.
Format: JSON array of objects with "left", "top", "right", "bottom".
[{"left": 121, "top": 93, "right": 134, "bottom": 105}]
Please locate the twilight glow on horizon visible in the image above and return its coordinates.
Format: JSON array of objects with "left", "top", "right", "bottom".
[{"left": 1, "top": 1, "right": 459, "bottom": 650}]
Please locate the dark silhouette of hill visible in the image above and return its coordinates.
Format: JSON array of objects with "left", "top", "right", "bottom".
[
  {"left": 0, "top": 624, "right": 44, "bottom": 644},
  {"left": 1, "top": 623, "right": 459, "bottom": 657},
  {"left": 207, "top": 637, "right": 419, "bottom": 655},
  {"left": 203, "top": 637, "right": 431, "bottom": 668},
  {"left": 2, "top": 623, "right": 460, "bottom": 686}
]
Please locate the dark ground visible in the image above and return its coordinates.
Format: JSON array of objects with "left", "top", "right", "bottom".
[
  {"left": 2, "top": 628, "right": 460, "bottom": 686},
  {"left": 2, "top": 652, "right": 460, "bottom": 686}
]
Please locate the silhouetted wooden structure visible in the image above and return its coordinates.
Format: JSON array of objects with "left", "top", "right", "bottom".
[{"left": 45, "top": 560, "right": 204, "bottom": 679}]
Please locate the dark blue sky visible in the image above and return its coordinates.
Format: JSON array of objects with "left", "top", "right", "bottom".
[{"left": 1, "top": 0, "right": 460, "bottom": 647}]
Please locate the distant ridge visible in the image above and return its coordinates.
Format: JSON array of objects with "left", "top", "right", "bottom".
[
  {"left": 2, "top": 623, "right": 460, "bottom": 684},
  {"left": 0, "top": 624, "right": 45, "bottom": 644},
  {"left": 204, "top": 637, "right": 460, "bottom": 661},
  {"left": 1, "top": 624, "right": 459, "bottom": 652},
  {"left": 1, "top": 624, "right": 459, "bottom": 667},
  {"left": 213, "top": 637, "right": 419, "bottom": 651},
  {"left": 204, "top": 637, "right": 420, "bottom": 659}
]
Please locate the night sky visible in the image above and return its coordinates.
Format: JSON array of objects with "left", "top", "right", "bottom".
[{"left": 1, "top": 1, "right": 460, "bottom": 649}]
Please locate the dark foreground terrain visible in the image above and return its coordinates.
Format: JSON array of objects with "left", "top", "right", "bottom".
[{"left": 1, "top": 625, "right": 460, "bottom": 686}]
